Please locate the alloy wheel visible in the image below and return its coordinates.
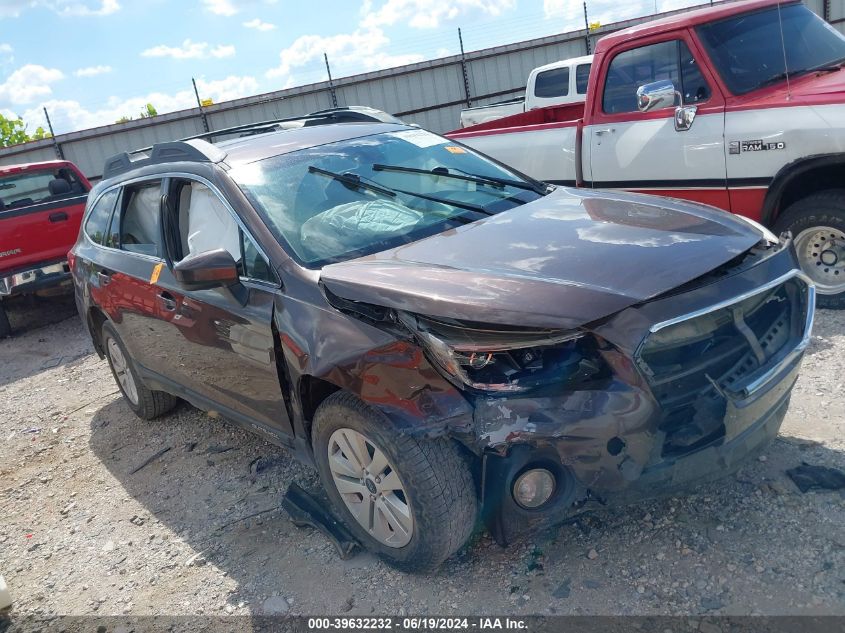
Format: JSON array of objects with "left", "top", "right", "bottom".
[
  {"left": 107, "top": 337, "right": 139, "bottom": 406},
  {"left": 327, "top": 428, "right": 414, "bottom": 548}
]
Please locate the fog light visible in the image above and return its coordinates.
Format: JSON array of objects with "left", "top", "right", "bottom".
[{"left": 513, "top": 468, "right": 555, "bottom": 509}]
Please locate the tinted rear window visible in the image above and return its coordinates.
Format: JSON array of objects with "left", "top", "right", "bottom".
[
  {"left": 534, "top": 67, "right": 570, "bottom": 98},
  {"left": 575, "top": 63, "right": 591, "bottom": 94},
  {"left": 84, "top": 189, "right": 119, "bottom": 245},
  {"left": 0, "top": 168, "right": 84, "bottom": 210}
]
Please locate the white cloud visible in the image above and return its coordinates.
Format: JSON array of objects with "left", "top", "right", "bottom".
[
  {"left": 0, "top": 0, "right": 120, "bottom": 17},
  {"left": 243, "top": 18, "right": 276, "bottom": 31},
  {"left": 361, "top": 0, "right": 515, "bottom": 29},
  {"left": 74, "top": 64, "right": 112, "bottom": 77},
  {"left": 0, "top": 64, "right": 64, "bottom": 105},
  {"left": 202, "top": 0, "right": 238, "bottom": 16},
  {"left": 141, "top": 39, "right": 236, "bottom": 60},
  {"left": 23, "top": 75, "right": 259, "bottom": 133},
  {"left": 0, "top": 44, "right": 12, "bottom": 54},
  {"left": 267, "top": 28, "right": 391, "bottom": 79}
]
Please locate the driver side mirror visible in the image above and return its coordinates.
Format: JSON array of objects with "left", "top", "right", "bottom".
[
  {"left": 636, "top": 79, "right": 677, "bottom": 113},
  {"left": 173, "top": 248, "right": 239, "bottom": 290}
]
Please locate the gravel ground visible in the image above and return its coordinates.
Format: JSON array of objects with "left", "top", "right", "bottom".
[{"left": 0, "top": 294, "right": 843, "bottom": 618}]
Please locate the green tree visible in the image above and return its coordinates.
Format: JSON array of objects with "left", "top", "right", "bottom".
[
  {"left": 116, "top": 103, "right": 158, "bottom": 124},
  {"left": 0, "top": 113, "right": 52, "bottom": 148}
]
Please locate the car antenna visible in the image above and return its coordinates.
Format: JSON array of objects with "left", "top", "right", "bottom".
[{"left": 776, "top": 2, "right": 791, "bottom": 100}]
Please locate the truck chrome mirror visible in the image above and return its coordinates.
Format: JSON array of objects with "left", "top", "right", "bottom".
[
  {"left": 674, "top": 105, "right": 697, "bottom": 131},
  {"left": 636, "top": 80, "right": 677, "bottom": 113}
]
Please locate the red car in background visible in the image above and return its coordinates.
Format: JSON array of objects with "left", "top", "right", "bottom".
[{"left": 0, "top": 160, "right": 91, "bottom": 337}]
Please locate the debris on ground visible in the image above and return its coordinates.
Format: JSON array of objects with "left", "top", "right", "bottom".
[
  {"left": 282, "top": 483, "right": 360, "bottom": 560},
  {"left": 786, "top": 463, "right": 845, "bottom": 493}
]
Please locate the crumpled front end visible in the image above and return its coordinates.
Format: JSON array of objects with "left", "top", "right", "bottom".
[{"left": 477, "top": 240, "right": 814, "bottom": 544}]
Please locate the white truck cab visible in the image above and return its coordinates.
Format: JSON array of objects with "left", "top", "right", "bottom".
[{"left": 459, "top": 55, "right": 593, "bottom": 128}]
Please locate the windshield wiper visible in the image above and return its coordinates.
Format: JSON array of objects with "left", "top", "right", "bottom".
[
  {"left": 758, "top": 56, "right": 845, "bottom": 89},
  {"left": 308, "top": 166, "right": 396, "bottom": 197},
  {"left": 373, "top": 163, "right": 545, "bottom": 194},
  {"left": 309, "top": 165, "right": 491, "bottom": 216}
]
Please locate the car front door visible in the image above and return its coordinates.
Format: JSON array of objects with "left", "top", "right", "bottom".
[
  {"left": 151, "top": 176, "right": 293, "bottom": 442},
  {"left": 587, "top": 35, "right": 730, "bottom": 211}
]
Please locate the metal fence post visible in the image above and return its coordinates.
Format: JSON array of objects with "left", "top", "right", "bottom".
[
  {"left": 458, "top": 28, "right": 472, "bottom": 108},
  {"left": 43, "top": 107, "right": 64, "bottom": 160},
  {"left": 192, "top": 78, "right": 211, "bottom": 135},
  {"left": 325, "top": 53, "right": 339, "bottom": 108},
  {"left": 583, "top": 2, "right": 591, "bottom": 54}
]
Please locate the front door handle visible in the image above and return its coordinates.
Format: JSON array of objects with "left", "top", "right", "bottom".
[
  {"left": 157, "top": 291, "right": 177, "bottom": 311},
  {"left": 49, "top": 212, "right": 68, "bottom": 222},
  {"left": 594, "top": 128, "right": 615, "bottom": 136}
]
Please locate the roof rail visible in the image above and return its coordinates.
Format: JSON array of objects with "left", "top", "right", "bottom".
[
  {"left": 102, "top": 106, "right": 402, "bottom": 180},
  {"left": 102, "top": 138, "right": 227, "bottom": 180}
]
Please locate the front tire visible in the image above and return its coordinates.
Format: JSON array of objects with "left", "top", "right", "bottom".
[
  {"left": 0, "top": 301, "right": 10, "bottom": 338},
  {"left": 774, "top": 190, "right": 845, "bottom": 309},
  {"left": 101, "top": 321, "right": 178, "bottom": 420},
  {"left": 312, "top": 392, "right": 477, "bottom": 572}
]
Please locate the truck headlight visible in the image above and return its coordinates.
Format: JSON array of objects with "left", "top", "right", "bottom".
[{"left": 399, "top": 312, "right": 605, "bottom": 393}]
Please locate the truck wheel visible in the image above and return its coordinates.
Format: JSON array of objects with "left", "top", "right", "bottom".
[
  {"left": 0, "top": 301, "right": 10, "bottom": 338},
  {"left": 101, "top": 321, "right": 178, "bottom": 420},
  {"left": 774, "top": 190, "right": 845, "bottom": 310},
  {"left": 312, "top": 392, "right": 477, "bottom": 572}
]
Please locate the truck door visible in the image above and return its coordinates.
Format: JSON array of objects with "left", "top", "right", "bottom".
[{"left": 587, "top": 36, "right": 729, "bottom": 211}]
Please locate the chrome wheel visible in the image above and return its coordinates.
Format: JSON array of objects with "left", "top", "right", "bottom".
[
  {"left": 795, "top": 226, "right": 845, "bottom": 295},
  {"left": 107, "top": 337, "right": 139, "bottom": 406},
  {"left": 327, "top": 428, "right": 414, "bottom": 548}
]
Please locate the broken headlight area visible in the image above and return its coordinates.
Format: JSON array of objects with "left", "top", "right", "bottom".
[{"left": 398, "top": 312, "right": 609, "bottom": 394}]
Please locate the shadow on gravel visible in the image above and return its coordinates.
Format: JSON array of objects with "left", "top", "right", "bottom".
[
  {"left": 1, "top": 291, "right": 77, "bottom": 337},
  {"left": 87, "top": 388, "right": 845, "bottom": 614}
]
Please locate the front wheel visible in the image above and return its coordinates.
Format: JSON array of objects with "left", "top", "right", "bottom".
[
  {"left": 312, "top": 392, "right": 477, "bottom": 572},
  {"left": 774, "top": 190, "right": 845, "bottom": 309}
]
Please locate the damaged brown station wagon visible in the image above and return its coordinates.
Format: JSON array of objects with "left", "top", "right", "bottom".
[{"left": 70, "top": 108, "right": 815, "bottom": 571}]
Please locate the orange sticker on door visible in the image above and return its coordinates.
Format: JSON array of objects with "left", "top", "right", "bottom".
[{"left": 150, "top": 262, "right": 164, "bottom": 284}]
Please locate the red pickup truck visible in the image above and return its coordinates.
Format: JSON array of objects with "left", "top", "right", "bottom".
[
  {"left": 0, "top": 160, "right": 91, "bottom": 337},
  {"left": 449, "top": 0, "right": 845, "bottom": 308}
]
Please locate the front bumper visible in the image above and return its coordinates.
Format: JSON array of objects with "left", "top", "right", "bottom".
[
  {"left": 478, "top": 243, "right": 814, "bottom": 544},
  {"left": 0, "top": 260, "right": 72, "bottom": 297}
]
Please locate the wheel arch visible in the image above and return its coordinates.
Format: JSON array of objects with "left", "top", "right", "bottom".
[
  {"left": 87, "top": 305, "right": 109, "bottom": 358},
  {"left": 762, "top": 153, "right": 845, "bottom": 226}
]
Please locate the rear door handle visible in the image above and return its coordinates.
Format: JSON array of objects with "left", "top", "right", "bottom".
[
  {"left": 49, "top": 212, "right": 68, "bottom": 222},
  {"left": 97, "top": 270, "right": 112, "bottom": 286},
  {"left": 157, "top": 291, "right": 177, "bottom": 311}
]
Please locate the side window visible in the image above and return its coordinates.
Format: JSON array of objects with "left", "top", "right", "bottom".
[
  {"left": 603, "top": 40, "right": 709, "bottom": 114},
  {"left": 119, "top": 180, "right": 163, "bottom": 257},
  {"left": 575, "top": 63, "right": 591, "bottom": 94},
  {"left": 171, "top": 179, "right": 275, "bottom": 283},
  {"left": 534, "top": 67, "right": 570, "bottom": 98},
  {"left": 83, "top": 189, "right": 118, "bottom": 245}
]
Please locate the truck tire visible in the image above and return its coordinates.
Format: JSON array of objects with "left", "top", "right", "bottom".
[
  {"left": 0, "top": 301, "right": 10, "bottom": 338},
  {"left": 101, "top": 321, "right": 178, "bottom": 420},
  {"left": 312, "top": 392, "right": 477, "bottom": 572},
  {"left": 774, "top": 190, "right": 845, "bottom": 310}
]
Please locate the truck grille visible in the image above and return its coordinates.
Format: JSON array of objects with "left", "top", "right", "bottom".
[{"left": 637, "top": 275, "right": 811, "bottom": 459}]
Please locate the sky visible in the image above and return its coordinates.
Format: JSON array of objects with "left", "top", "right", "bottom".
[{"left": 0, "top": 0, "right": 707, "bottom": 135}]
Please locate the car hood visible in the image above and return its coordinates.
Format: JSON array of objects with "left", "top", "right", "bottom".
[{"left": 320, "top": 188, "right": 763, "bottom": 329}]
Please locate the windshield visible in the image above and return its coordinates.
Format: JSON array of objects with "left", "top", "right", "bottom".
[
  {"left": 697, "top": 3, "right": 845, "bottom": 95},
  {"left": 229, "top": 128, "right": 545, "bottom": 267}
]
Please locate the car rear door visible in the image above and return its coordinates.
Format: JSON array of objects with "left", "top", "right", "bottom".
[
  {"left": 586, "top": 35, "right": 730, "bottom": 210},
  {"left": 0, "top": 165, "right": 89, "bottom": 274},
  {"left": 149, "top": 176, "right": 294, "bottom": 441}
]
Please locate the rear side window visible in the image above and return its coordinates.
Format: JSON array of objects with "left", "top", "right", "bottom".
[
  {"left": 118, "top": 181, "right": 162, "bottom": 257},
  {"left": 0, "top": 168, "right": 84, "bottom": 210},
  {"left": 534, "top": 67, "right": 570, "bottom": 98},
  {"left": 84, "top": 189, "right": 119, "bottom": 245},
  {"left": 602, "top": 40, "right": 709, "bottom": 114},
  {"left": 575, "top": 63, "right": 591, "bottom": 94}
]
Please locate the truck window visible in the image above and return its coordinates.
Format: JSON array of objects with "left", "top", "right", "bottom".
[
  {"left": 534, "top": 67, "right": 570, "bottom": 98},
  {"left": 0, "top": 169, "right": 80, "bottom": 210},
  {"left": 602, "top": 40, "right": 709, "bottom": 114},
  {"left": 84, "top": 189, "right": 119, "bottom": 245},
  {"left": 697, "top": 3, "right": 845, "bottom": 96},
  {"left": 117, "top": 181, "right": 163, "bottom": 257},
  {"left": 575, "top": 63, "right": 591, "bottom": 94}
]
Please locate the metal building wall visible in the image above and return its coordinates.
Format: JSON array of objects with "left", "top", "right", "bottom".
[{"left": 0, "top": 0, "right": 839, "bottom": 180}]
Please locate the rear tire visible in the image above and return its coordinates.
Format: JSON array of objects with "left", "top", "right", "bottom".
[
  {"left": 0, "top": 301, "right": 10, "bottom": 338},
  {"left": 101, "top": 321, "right": 178, "bottom": 420},
  {"left": 774, "top": 190, "right": 845, "bottom": 310},
  {"left": 312, "top": 392, "right": 477, "bottom": 572}
]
